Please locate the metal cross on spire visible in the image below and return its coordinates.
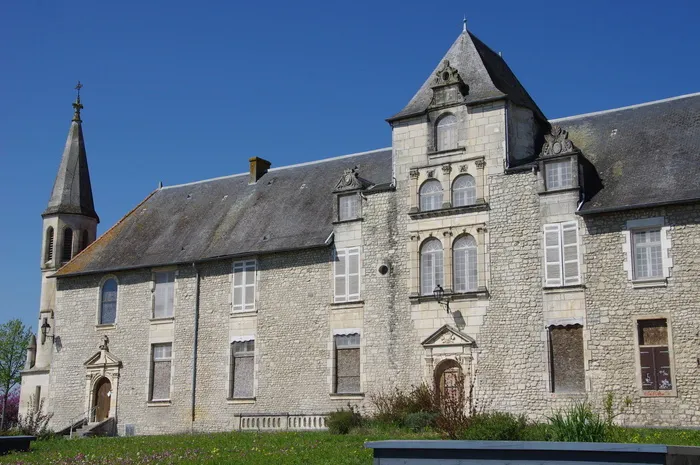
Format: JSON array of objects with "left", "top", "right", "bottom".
[
  {"left": 463, "top": 15, "right": 467, "bottom": 32},
  {"left": 72, "top": 81, "right": 84, "bottom": 122}
]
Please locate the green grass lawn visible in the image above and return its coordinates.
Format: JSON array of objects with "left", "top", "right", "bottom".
[{"left": 2, "top": 427, "right": 700, "bottom": 465}]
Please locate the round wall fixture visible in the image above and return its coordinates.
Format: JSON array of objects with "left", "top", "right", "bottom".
[{"left": 378, "top": 264, "right": 390, "bottom": 276}]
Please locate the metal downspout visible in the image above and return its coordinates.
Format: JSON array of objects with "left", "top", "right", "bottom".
[{"left": 190, "top": 264, "right": 200, "bottom": 431}]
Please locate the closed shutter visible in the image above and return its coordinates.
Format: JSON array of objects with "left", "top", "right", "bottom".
[
  {"left": 561, "top": 221, "right": 581, "bottom": 285},
  {"left": 347, "top": 248, "right": 360, "bottom": 301},
  {"left": 544, "top": 224, "right": 563, "bottom": 286},
  {"left": 334, "top": 250, "right": 347, "bottom": 302},
  {"left": 639, "top": 347, "right": 656, "bottom": 390},
  {"left": 654, "top": 347, "right": 672, "bottom": 390}
]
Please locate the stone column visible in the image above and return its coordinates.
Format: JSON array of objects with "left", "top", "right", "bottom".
[
  {"left": 408, "top": 236, "right": 420, "bottom": 295},
  {"left": 441, "top": 164, "right": 452, "bottom": 208},
  {"left": 477, "top": 226, "right": 487, "bottom": 289},
  {"left": 443, "top": 231, "right": 454, "bottom": 292},
  {"left": 409, "top": 169, "right": 420, "bottom": 212},
  {"left": 475, "top": 158, "right": 487, "bottom": 202}
]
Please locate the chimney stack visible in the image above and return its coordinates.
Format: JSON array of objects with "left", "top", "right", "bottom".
[{"left": 249, "top": 157, "right": 271, "bottom": 184}]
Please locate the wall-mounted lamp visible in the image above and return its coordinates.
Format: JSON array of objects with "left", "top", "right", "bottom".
[
  {"left": 433, "top": 285, "right": 451, "bottom": 313},
  {"left": 40, "top": 319, "right": 54, "bottom": 345}
]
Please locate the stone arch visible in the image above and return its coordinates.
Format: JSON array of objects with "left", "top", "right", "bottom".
[{"left": 433, "top": 358, "right": 464, "bottom": 404}]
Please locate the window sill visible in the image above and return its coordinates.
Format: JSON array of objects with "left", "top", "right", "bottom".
[
  {"left": 227, "top": 397, "right": 256, "bottom": 404},
  {"left": 332, "top": 218, "right": 363, "bottom": 225},
  {"left": 147, "top": 400, "right": 171, "bottom": 407},
  {"left": 95, "top": 323, "right": 116, "bottom": 331},
  {"left": 427, "top": 147, "right": 466, "bottom": 158},
  {"left": 631, "top": 278, "right": 667, "bottom": 289},
  {"left": 640, "top": 389, "right": 676, "bottom": 398},
  {"left": 230, "top": 310, "right": 258, "bottom": 318},
  {"left": 537, "top": 186, "right": 579, "bottom": 196},
  {"left": 543, "top": 284, "right": 585, "bottom": 294},
  {"left": 149, "top": 317, "right": 175, "bottom": 324},
  {"left": 549, "top": 391, "right": 587, "bottom": 399},
  {"left": 410, "top": 288, "right": 488, "bottom": 303},
  {"left": 330, "top": 300, "right": 364, "bottom": 309},
  {"left": 409, "top": 201, "right": 488, "bottom": 220},
  {"left": 330, "top": 393, "right": 364, "bottom": 400}
]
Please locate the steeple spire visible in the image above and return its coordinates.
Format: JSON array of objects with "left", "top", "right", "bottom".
[{"left": 42, "top": 83, "right": 99, "bottom": 222}]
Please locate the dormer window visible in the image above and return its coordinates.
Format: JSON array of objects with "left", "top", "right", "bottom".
[
  {"left": 545, "top": 159, "right": 573, "bottom": 190},
  {"left": 419, "top": 180, "right": 443, "bottom": 211},
  {"left": 338, "top": 194, "right": 360, "bottom": 221},
  {"left": 436, "top": 114, "right": 457, "bottom": 151}
]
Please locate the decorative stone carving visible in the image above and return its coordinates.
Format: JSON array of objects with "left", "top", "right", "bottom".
[
  {"left": 541, "top": 126, "right": 576, "bottom": 156},
  {"left": 459, "top": 164, "right": 468, "bottom": 173},
  {"left": 432, "top": 60, "right": 463, "bottom": 88},
  {"left": 421, "top": 324, "right": 476, "bottom": 347},
  {"left": 334, "top": 166, "right": 363, "bottom": 191},
  {"left": 427, "top": 170, "right": 435, "bottom": 179},
  {"left": 409, "top": 169, "right": 420, "bottom": 180},
  {"left": 441, "top": 164, "right": 452, "bottom": 174},
  {"left": 99, "top": 335, "right": 109, "bottom": 351},
  {"left": 475, "top": 159, "right": 486, "bottom": 169}
]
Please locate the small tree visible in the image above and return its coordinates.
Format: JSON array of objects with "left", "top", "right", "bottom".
[{"left": 0, "top": 319, "right": 31, "bottom": 430}]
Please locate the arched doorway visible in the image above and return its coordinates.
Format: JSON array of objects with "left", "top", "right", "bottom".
[
  {"left": 93, "top": 378, "right": 111, "bottom": 422},
  {"left": 434, "top": 359, "right": 463, "bottom": 404}
]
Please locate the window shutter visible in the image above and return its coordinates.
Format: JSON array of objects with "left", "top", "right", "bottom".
[
  {"left": 639, "top": 347, "right": 656, "bottom": 390},
  {"left": 347, "top": 248, "right": 360, "bottom": 301},
  {"left": 654, "top": 347, "right": 672, "bottom": 390},
  {"left": 334, "top": 250, "right": 347, "bottom": 302},
  {"left": 544, "top": 224, "right": 562, "bottom": 286},
  {"left": 561, "top": 221, "right": 580, "bottom": 285}
]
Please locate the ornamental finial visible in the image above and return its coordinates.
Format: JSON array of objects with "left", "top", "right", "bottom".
[
  {"left": 72, "top": 81, "right": 84, "bottom": 122},
  {"left": 463, "top": 15, "right": 467, "bottom": 32}
]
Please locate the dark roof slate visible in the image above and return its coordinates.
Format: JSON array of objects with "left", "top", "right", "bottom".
[
  {"left": 55, "top": 149, "right": 393, "bottom": 277},
  {"left": 389, "top": 30, "right": 546, "bottom": 122},
  {"left": 557, "top": 93, "right": 700, "bottom": 214},
  {"left": 43, "top": 120, "right": 99, "bottom": 221}
]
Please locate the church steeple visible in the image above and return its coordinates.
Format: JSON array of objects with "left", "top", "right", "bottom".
[{"left": 42, "top": 82, "right": 99, "bottom": 222}]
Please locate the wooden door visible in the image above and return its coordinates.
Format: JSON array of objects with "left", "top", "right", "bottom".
[{"left": 94, "top": 379, "right": 111, "bottom": 422}]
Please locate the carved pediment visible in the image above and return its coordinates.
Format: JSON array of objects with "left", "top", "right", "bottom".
[
  {"left": 334, "top": 166, "right": 371, "bottom": 192},
  {"left": 421, "top": 325, "right": 475, "bottom": 347},
  {"left": 432, "top": 60, "right": 463, "bottom": 88},
  {"left": 541, "top": 126, "right": 577, "bottom": 157},
  {"left": 84, "top": 350, "right": 122, "bottom": 369}
]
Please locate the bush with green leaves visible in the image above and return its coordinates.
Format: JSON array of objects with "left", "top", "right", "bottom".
[
  {"left": 326, "top": 405, "right": 362, "bottom": 435},
  {"left": 548, "top": 401, "right": 608, "bottom": 442},
  {"left": 404, "top": 411, "right": 438, "bottom": 432},
  {"left": 456, "top": 412, "right": 529, "bottom": 441},
  {"left": 369, "top": 384, "right": 438, "bottom": 427}
]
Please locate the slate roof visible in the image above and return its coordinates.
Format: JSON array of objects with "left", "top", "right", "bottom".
[
  {"left": 43, "top": 118, "right": 99, "bottom": 221},
  {"left": 55, "top": 148, "right": 393, "bottom": 277},
  {"left": 389, "top": 30, "right": 546, "bottom": 122},
  {"left": 556, "top": 93, "right": 700, "bottom": 215}
]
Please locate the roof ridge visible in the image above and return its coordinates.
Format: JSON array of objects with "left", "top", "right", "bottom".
[
  {"left": 161, "top": 147, "right": 392, "bottom": 191},
  {"left": 551, "top": 92, "right": 700, "bottom": 122}
]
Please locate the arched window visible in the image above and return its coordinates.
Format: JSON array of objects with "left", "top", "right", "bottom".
[
  {"left": 452, "top": 175, "right": 476, "bottom": 207},
  {"left": 45, "top": 227, "right": 54, "bottom": 262},
  {"left": 419, "top": 180, "right": 443, "bottom": 211},
  {"left": 421, "top": 238, "right": 443, "bottom": 295},
  {"left": 453, "top": 235, "right": 477, "bottom": 292},
  {"left": 100, "top": 279, "right": 118, "bottom": 325},
  {"left": 80, "top": 230, "right": 89, "bottom": 252},
  {"left": 436, "top": 114, "right": 458, "bottom": 151},
  {"left": 62, "top": 228, "right": 73, "bottom": 262}
]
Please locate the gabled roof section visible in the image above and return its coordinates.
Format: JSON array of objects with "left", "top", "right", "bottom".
[
  {"left": 555, "top": 93, "right": 700, "bottom": 215},
  {"left": 55, "top": 148, "right": 393, "bottom": 277},
  {"left": 43, "top": 111, "right": 99, "bottom": 221},
  {"left": 389, "top": 30, "right": 545, "bottom": 122},
  {"left": 421, "top": 324, "right": 475, "bottom": 347}
]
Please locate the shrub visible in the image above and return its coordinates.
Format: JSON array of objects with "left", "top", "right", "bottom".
[
  {"left": 326, "top": 405, "right": 362, "bottom": 435},
  {"left": 548, "top": 401, "right": 607, "bottom": 442},
  {"left": 404, "top": 411, "right": 438, "bottom": 432},
  {"left": 456, "top": 412, "right": 528, "bottom": 441},
  {"left": 369, "top": 384, "right": 438, "bottom": 427},
  {"left": 16, "top": 395, "right": 54, "bottom": 438}
]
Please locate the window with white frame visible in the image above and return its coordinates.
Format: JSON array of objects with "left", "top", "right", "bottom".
[
  {"left": 419, "top": 180, "right": 443, "bottom": 211},
  {"left": 100, "top": 278, "right": 118, "bottom": 325},
  {"left": 452, "top": 174, "right": 476, "bottom": 207},
  {"left": 150, "top": 343, "right": 172, "bottom": 401},
  {"left": 632, "top": 229, "right": 663, "bottom": 280},
  {"left": 453, "top": 235, "right": 477, "bottom": 292},
  {"left": 436, "top": 114, "right": 458, "bottom": 151},
  {"left": 233, "top": 260, "right": 256, "bottom": 311},
  {"left": 229, "top": 340, "right": 255, "bottom": 399},
  {"left": 154, "top": 271, "right": 175, "bottom": 318},
  {"left": 637, "top": 319, "right": 673, "bottom": 391},
  {"left": 334, "top": 333, "right": 360, "bottom": 394},
  {"left": 338, "top": 194, "right": 360, "bottom": 221},
  {"left": 543, "top": 222, "right": 580, "bottom": 286},
  {"left": 545, "top": 159, "right": 573, "bottom": 190},
  {"left": 334, "top": 248, "right": 360, "bottom": 303},
  {"left": 421, "top": 239, "right": 444, "bottom": 295}
]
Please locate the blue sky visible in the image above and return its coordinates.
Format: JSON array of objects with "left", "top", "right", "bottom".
[{"left": 1, "top": 0, "right": 699, "bottom": 330}]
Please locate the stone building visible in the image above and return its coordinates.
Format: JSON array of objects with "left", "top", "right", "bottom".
[{"left": 20, "top": 26, "right": 700, "bottom": 435}]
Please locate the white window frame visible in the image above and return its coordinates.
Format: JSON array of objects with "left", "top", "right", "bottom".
[
  {"left": 421, "top": 239, "right": 444, "bottom": 295},
  {"left": 543, "top": 221, "right": 581, "bottom": 287},
  {"left": 419, "top": 179, "right": 444, "bottom": 212},
  {"left": 452, "top": 174, "right": 477, "bottom": 207},
  {"left": 545, "top": 159, "right": 573, "bottom": 190},
  {"left": 232, "top": 260, "right": 257, "bottom": 312},
  {"left": 338, "top": 194, "right": 360, "bottom": 221},
  {"left": 632, "top": 314, "right": 677, "bottom": 397},
  {"left": 623, "top": 218, "right": 672, "bottom": 283},
  {"left": 333, "top": 331, "right": 362, "bottom": 394},
  {"left": 453, "top": 235, "right": 478, "bottom": 292},
  {"left": 229, "top": 337, "right": 256, "bottom": 400},
  {"left": 149, "top": 343, "right": 172, "bottom": 402},
  {"left": 334, "top": 248, "right": 360, "bottom": 303},
  {"left": 153, "top": 270, "right": 176, "bottom": 319},
  {"left": 436, "top": 113, "right": 458, "bottom": 151}
]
